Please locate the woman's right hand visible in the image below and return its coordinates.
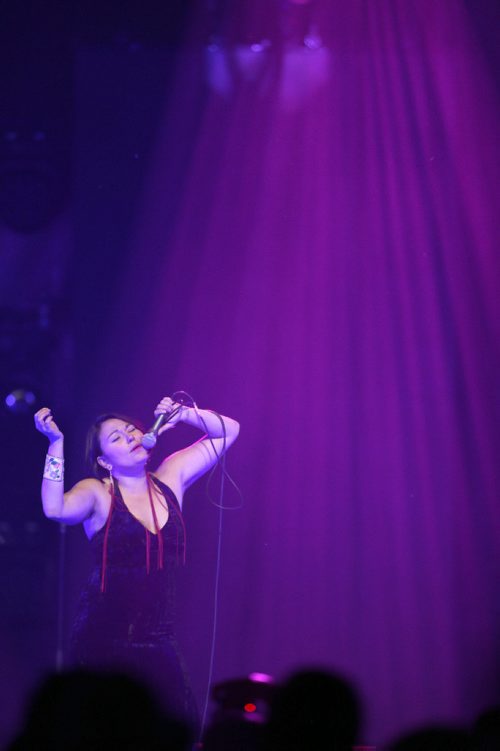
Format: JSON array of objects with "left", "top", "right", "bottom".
[{"left": 34, "top": 407, "right": 64, "bottom": 443}]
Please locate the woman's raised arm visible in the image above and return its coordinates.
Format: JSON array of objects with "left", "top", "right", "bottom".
[
  {"left": 154, "top": 399, "right": 240, "bottom": 493},
  {"left": 34, "top": 407, "right": 98, "bottom": 524}
]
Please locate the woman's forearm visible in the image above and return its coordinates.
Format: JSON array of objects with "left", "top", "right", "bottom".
[
  {"left": 181, "top": 407, "right": 240, "bottom": 439},
  {"left": 41, "top": 437, "right": 66, "bottom": 518}
]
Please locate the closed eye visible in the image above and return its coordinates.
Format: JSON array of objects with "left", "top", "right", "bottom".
[{"left": 109, "top": 424, "right": 136, "bottom": 443}]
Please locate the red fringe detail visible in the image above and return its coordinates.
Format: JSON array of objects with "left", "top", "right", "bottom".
[
  {"left": 146, "top": 529, "right": 151, "bottom": 574},
  {"left": 100, "top": 480, "right": 116, "bottom": 593},
  {"left": 100, "top": 474, "right": 185, "bottom": 594}
]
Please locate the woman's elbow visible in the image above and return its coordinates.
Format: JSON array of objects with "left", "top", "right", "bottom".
[
  {"left": 229, "top": 418, "right": 240, "bottom": 439},
  {"left": 43, "top": 508, "right": 63, "bottom": 522}
]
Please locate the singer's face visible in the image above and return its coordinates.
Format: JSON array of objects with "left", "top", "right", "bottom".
[{"left": 99, "top": 418, "right": 148, "bottom": 469}]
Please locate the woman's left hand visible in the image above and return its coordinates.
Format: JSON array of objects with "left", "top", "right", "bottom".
[{"left": 154, "top": 397, "right": 188, "bottom": 434}]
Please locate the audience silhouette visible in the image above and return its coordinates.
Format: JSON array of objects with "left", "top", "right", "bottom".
[
  {"left": 264, "top": 668, "right": 361, "bottom": 751},
  {"left": 7, "top": 668, "right": 190, "bottom": 751},
  {"left": 387, "top": 725, "right": 472, "bottom": 751},
  {"left": 8, "top": 665, "right": 499, "bottom": 751},
  {"left": 471, "top": 706, "right": 500, "bottom": 751}
]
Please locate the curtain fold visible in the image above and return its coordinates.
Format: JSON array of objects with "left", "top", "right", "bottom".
[{"left": 76, "top": 1, "right": 499, "bottom": 743}]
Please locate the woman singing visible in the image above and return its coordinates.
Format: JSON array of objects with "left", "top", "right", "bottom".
[{"left": 34, "top": 397, "right": 240, "bottom": 724}]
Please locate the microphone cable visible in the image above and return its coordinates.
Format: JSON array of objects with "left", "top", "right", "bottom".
[
  {"left": 172, "top": 391, "right": 243, "bottom": 510},
  {"left": 198, "top": 450, "right": 226, "bottom": 743},
  {"left": 170, "top": 391, "right": 243, "bottom": 741}
]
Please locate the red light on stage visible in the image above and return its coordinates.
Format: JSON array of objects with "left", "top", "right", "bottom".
[{"left": 244, "top": 703, "right": 257, "bottom": 713}]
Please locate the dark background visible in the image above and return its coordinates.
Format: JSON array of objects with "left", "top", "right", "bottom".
[{"left": 1, "top": 1, "right": 499, "bottom": 746}]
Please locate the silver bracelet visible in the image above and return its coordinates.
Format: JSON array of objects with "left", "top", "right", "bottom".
[{"left": 44, "top": 454, "right": 64, "bottom": 482}]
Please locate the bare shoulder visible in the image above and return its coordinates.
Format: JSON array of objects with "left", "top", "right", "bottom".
[
  {"left": 79, "top": 478, "right": 112, "bottom": 538},
  {"left": 67, "top": 476, "right": 106, "bottom": 499},
  {"left": 151, "top": 464, "right": 184, "bottom": 508},
  {"left": 67, "top": 477, "right": 111, "bottom": 519},
  {"left": 89, "top": 477, "right": 112, "bottom": 505}
]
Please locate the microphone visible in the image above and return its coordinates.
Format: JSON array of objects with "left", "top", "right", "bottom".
[{"left": 141, "top": 404, "right": 182, "bottom": 450}]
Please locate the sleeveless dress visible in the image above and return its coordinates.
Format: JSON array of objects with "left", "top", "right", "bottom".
[{"left": 69, "top": 474, "right": 197, "bottom": 725}]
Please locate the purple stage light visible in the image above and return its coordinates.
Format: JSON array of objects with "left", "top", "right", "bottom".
[{"left": 5, "top": 389, "right": 36, "bottom": 413}]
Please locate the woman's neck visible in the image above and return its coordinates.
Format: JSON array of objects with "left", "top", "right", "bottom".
[{"left": 112, "top": 470, "right": 149, "bottom": 494}]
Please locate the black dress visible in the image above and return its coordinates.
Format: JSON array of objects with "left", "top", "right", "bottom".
[{"left": 69, "top": 474, "right": 197, "bottom": 725}]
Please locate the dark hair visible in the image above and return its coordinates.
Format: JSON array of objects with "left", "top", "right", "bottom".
[{"left": 86, "top": 413, "right": 145, "bottom": 479}]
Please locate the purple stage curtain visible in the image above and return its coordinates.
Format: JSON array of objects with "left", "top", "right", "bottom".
[{"left": 78, "top": 1, "right": 499, "bottom": 743}]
